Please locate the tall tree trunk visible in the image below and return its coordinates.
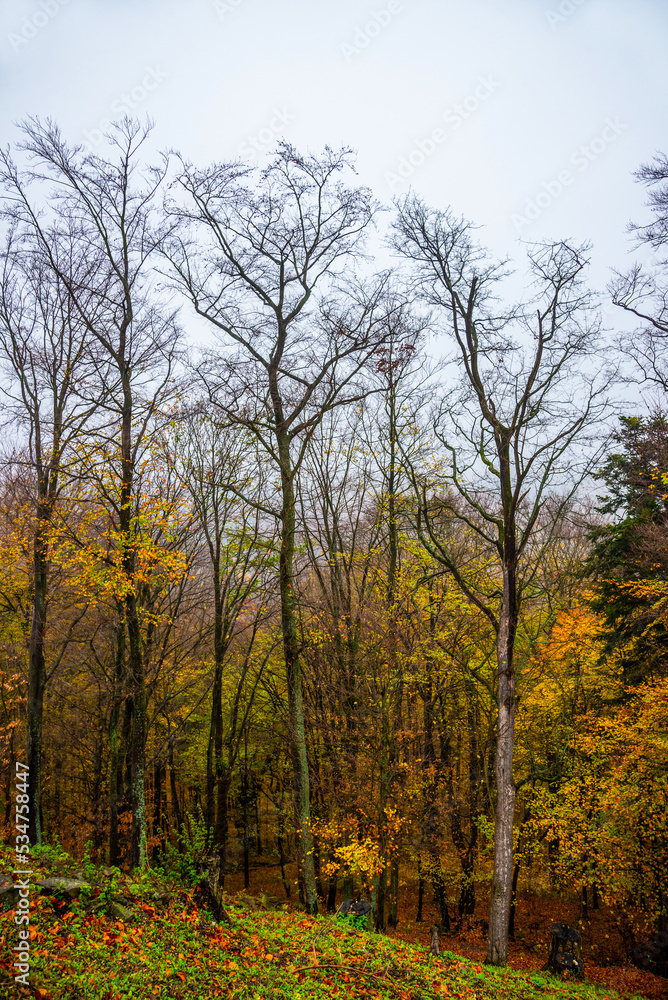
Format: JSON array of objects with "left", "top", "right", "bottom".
[
  {"left": 214, "top": 767, "right": 230, "bottom": 884},
  {"left": 383, "top": 397, "right": 400, "bottom": 933},
  {"left": 3, "top": 727, "right": 15, "bottom": 837},
  {"left": 388, "top": 860, "right": 399, "bottom": 929},
  {"left": 416, "top": 855, "right": 425, "bottom": 922},
  {"left": 152, "top": 759, "right": 163, "bottom": 865},
  {"left": 242, "top": 766, "right": 250, "bottom": 890},
  {"left": 486, "top": 556, "right": 517, "bottom": 965},
  {"left": 276, "top": 428, "right": 317, "bottom": 914},
  {"left": 168, "top": 738, "right": 183, "bottom": 849},
  {"left": 255, "top": 779, "right": 262, "bottom": 855},
  {"left": 127, "top": 597, "right": 146, "bottom": 869},
  {"left": 109, "top": 618, "right": 125, "bottom": 866},
  {"left": 508, "top": 858, "right": 521, "bottom": 939},
  {"left": 375, "top": 690, "right": 389, "bottom": 933},
  {"left": 207, "top": 564, "right": 224, "bottom": 845},
  {"left": 277, "top": 794, "right": 291, "bottom": 899},
  {"left": 118, "top": 360, "right": 147, "bottom": 870},
  {"left": 326, "top": 871, "right": 337, "bottom": 912},
  {"left": 27, "top": 508, "right": 49, "bottom": 845},
  {"left": 91, "top": 733, "right": 104, "bottom": 853}
]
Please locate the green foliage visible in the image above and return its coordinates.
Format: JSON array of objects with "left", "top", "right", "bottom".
[
  {"left": 98, "top": 866, "right": 123, "bottom": 909},
  {"left": 589, "top": 414, "right": 668, "bottom": 577},
  {"left": 336, "top": 912, "right": 371, "bottom": 932},
  {"left": 30, "top": 838, "right": 72, "bottom": 869},
  {"left": 0, "top": 888, "right": 645, "bottom": 1000},
  {"left": 587, "top": 414, "right": 668, "bottom": 684},
  {"left": 80, "top": 841, "right": 99, "bottom": 884},
  {"left": 160, "top": 807, "right": 210, "bottom": 886}
]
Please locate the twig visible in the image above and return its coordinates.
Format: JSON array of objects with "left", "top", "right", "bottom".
[
  {"left": 300, "top": 908, "right": 342, "bottom": 955},
  {"left": 291, "top": 962, "right": 406, "bottom": 994}
]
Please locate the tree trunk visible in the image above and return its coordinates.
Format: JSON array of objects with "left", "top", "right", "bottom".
[
  {"left": 118, "top": 357, "right": 147, "bottom": 871},
  {"left": 152, "top": 759, "right": 163, "bottom": 865},
  {"left": 508, "top": 858, "right": 521, "bottom": 939},
  {"left": 416, "top": 856, "right": 425, "bottom": 922},
  {"left": 432, "top": 860, "right": 451, "bottom": 932},
  {"left": 388, "top": 859, "right": 399, "bottom": 929},
  {"left": 169, "top": 738, "right": 183, "bottom": 849},
  {"left": 385, "top": 390, "right": 401, "bottom": 934},
  {"left": 27, "top": 510, "right": 48, "bottom": 845},
  {"left": 3, "top": 727, "right": 14, "bottom": 837},
  {"left": 214, "top": 768, "right": 230, "bottom": 884},
  {"left": 91, "top": 733, "right": 104, "bottom": 853},
  {"left": 375, "top": 690, "right": 390, "bottom": 933},
  {"left": 276, "top": 428, "right": 317, "bottom": 914},
  {"left": 108, "top": 618, "right": 125, "bottom": 866},
  {"left": 277, "top": 796, "right": 291, "bottom": 899},
  {"left": 128, "top": 599, "right": 147, "bottom": 869},
  {"left": 207, "top": 562, "right": 224, "bottom": 846},
  {"left": 326, "top": 872, "right": 337, "bottom": 912},
  {"left": 486, "top": 557, "right": 517, "bottom": 965}
]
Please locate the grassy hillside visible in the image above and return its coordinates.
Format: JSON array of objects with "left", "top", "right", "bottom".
[{"left": 0, "top": 856, "right": 654, "bottom": 1000}]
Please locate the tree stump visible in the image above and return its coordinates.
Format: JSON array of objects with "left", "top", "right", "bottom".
[
  {"left": 430, "top": 925, "right": 440, "bottom": 955},
  {"left": 631, "top": 932, "right": 668, "bottom": 977},
  {"left": 337, "top": 898, "right": 372, "bottom": 925},
  {"left": 547, "top": 922, "right": 584, "bottom": 976},
  {"left": 195, "top": 856, "right": 229, "bottom": 923}
]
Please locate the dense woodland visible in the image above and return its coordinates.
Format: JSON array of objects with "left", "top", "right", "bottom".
[{"left": 1, "top": 118, "right": 667, "bottom": 967}]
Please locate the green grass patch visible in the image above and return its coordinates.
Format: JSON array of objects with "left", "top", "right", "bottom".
[{"left": 1, "top": 895, "right": 648, "bottom": 1000}]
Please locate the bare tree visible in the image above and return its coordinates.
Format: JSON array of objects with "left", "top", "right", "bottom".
[
  {"left": 0, "top": 117, "right": 180, "bottom": 867},
  {"left": 610, "top": 153, "right": 668, "bottom": 393},
  {"left": 164, "top": 143, "right": 395, "bottom": 912},
  {"left": 0, "top": 232, "right": 100, "bottom": 843},
  {"left": 392, "top": 196, "right": 610, "bottom": 964}
]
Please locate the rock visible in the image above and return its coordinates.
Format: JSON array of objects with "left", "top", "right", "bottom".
[
  {"left": 109, "top": 902, "right": 134, "bottom": 922},
  {"left": 236, "top": 893, "right": 258, "bottom": 910},
  {"left": 632, "top": 932, "right": 668, "bottom": 977},
  {"left": 0, "top": 880, "right": 18, "bottom": 908},
  {"left": 337, "top": 898, "right": 372, "bottom": 918},
  {"left": 260, "top": 892, "right": 283, "bottom": 910},
  {"left": 110, "top": 893, "right": 131, "bottom": 906},
  {"left": 35, "top": 878, "right": 91, "bottom": 900}
]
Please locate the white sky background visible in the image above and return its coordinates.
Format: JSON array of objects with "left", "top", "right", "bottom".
[{"left": 1, "top": 0, "right": 667, "bottom": 352}]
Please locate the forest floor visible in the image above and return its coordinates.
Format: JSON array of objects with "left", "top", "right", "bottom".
[
  {"left": 223, "top": 859, "right": 668, "bottom": 1000},
  {"left": 0, "top": 850, "right": 666, "bottom": 1000}
]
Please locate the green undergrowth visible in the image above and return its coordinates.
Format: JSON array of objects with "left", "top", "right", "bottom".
[
  {"left": 1, "top": 900, "right": 646, "bottom": 1000},
  {"left": 0, "top": 852, "right": 647, "bottom": 1000}
]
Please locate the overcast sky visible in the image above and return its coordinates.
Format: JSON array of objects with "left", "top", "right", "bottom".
[{"left": 1, "top": 0, "right": 667, "bottom": 336}]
